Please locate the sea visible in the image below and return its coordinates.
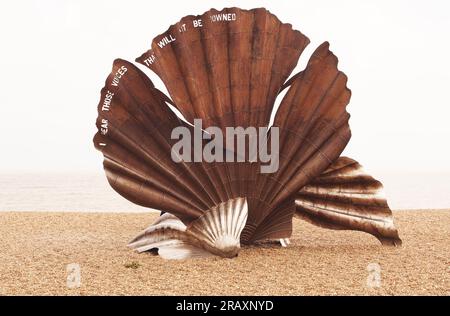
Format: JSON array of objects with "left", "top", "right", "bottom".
[{"left": 0, "top": 171, "right": 449, "bottom": 212}]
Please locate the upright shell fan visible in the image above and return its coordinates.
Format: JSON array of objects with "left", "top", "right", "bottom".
[{"left": 94, "top": 7, "right": 401, "bottom": 259}]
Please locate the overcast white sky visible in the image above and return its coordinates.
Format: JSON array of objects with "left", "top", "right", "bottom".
[{"left": 0, "top": 0, "right": 449, "bottom": 174}]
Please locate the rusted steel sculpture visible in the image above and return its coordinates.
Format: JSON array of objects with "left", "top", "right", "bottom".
[{"left": 94, "top": 8, "right": 401, "bottom": 259}]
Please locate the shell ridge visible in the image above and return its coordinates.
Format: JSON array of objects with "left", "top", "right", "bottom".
[
  {"left": 295, "top": 157, "right": 401, "bottom": 245},
  {"left": 102, "top": 115, "right": 218, "bottom": 212},
  {"left": 181, "top": 198, "right": 248, "bottom": 257},
  {"left": 103, "top": 157, "right": 203, "bottom": 211},
  {"left": 258, "top": 46, "right": 350, "bottom": 214}
]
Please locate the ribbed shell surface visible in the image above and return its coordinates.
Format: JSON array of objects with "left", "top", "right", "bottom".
[{"left": 94, "top": 7, "right": 401, "bottom": 257}]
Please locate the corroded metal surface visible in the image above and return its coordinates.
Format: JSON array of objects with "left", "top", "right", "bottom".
[
  {"left": 94, "top": 8, "right": 401, "bottom": 258},
  {"left": 295, "top": 157, "right": 402, "bottom": 245},
  {"left": 128, "top": 198, "right": 248, "bottom": 258}
]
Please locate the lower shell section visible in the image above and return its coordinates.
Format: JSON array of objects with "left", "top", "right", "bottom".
[{"left": 128, "top": 197, "right": 248, "bottom": 259}]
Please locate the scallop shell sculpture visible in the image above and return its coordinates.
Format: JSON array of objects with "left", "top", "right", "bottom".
[{"left": 94, "top": 7, "right": 402, "bottom": 259}]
